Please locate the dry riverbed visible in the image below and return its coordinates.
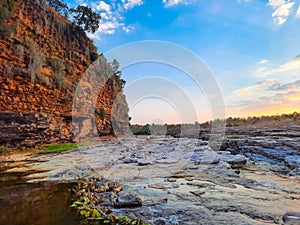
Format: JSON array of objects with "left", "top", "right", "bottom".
[{"left": 1, "top": 131, "right": 300, "bottom": 225}]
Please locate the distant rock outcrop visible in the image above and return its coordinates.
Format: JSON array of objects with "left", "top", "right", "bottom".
[{"left": 0, "top": 0, "right": 128, "bottom": 147}]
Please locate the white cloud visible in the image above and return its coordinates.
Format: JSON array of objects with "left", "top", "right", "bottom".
[
  {"left": 121, "top": 0, "right": 143, "bottom": 10},
  {"left": 122, "top": 26, "right": 134, "bottom": 33},
  {"left": 268, "top": 0, "right": 286, "bottom": 8},
  {"left": 272, "top": 1, "right": 295, "bottom": 25},
  {"left": 255, "top": 57, "right": 300, "bottom": 78},
  {"left": 268, "top": 0, "right": 296, "bottom": 26},
  {"left": 162, "top": 0, "right": 191, "bottom": 8},
  {"left": 297, "top": 6, "right": 300, "bottom": 18},
  {"left": 95, "top": 1, "right": 111, "bottom": 12},
  {"left": 88, "top": 0, "right": 143, "bottom": 39},
  {"left": 98, "top": 21, "right": 122, "bottom": 34},
  {"left": 259, "top": 59, "right": 269, "bottom": 64}
]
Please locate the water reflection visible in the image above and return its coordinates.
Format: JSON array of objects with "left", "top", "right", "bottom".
[{"left": 0, "top": 163, "right": 79, "bottom": 225}]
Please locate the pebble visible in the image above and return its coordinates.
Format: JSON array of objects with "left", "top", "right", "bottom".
[{"left": 166, "top": 178, "right": 177, "bottom": 182}]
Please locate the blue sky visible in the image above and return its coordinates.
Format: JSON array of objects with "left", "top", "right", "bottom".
[{"left": 71, "top": 0, "right": 300, "bottom": 123}]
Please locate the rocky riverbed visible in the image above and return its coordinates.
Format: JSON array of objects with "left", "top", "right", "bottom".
[{"left": 1, "top": 126, "right": 300, "bottom": 225}]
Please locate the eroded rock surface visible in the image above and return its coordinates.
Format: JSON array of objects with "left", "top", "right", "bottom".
[{"left": 1, "top": 130, "right": 299, "bottom": 224}]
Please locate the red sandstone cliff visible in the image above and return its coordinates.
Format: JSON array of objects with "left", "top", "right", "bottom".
[{"left": 0, "top": 0, "right": 129, "bottom": 147}]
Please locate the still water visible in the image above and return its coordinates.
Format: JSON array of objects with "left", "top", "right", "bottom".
[{"left": 0, "top": 162, "right": 80, "bottom": 225}]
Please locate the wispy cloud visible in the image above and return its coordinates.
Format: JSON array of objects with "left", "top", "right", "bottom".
[
  {"left": 230, "top": 57, "right": 300, "bottom": 116},
  {"left": 297, "top": 6, "right": 300, "bottom": 17},
  {"left": 233, "top": 89, "right": 300, "bottom": 114},
  {"left": 162, "top": 0, "right": 192, "bottom": 8},
  {"left": 268, "top": 0, "right": 286, "bottom": 8},
  {"left": 121, "top": 0, "right": 143, "bottom": 10},
  {"left": 267, "top": 79, "right": 300, "bottom": 91},
  {"left": 255, "top": 56, "right": 300, "bottom": 78},
  {"left": 259, "top": 59, "right": 269, "bottom": 64},
  {"left": 268, "top": 0, "right": 297, "bottom": 25},
  {"left": 234, "top": 79, "right": 278, "bottom": 96}
]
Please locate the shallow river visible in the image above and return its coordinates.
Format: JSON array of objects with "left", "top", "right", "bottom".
[{"left": 0, "top": 162, "right": 78, "bottom": 225}]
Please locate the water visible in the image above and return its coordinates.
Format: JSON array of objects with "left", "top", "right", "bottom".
[{"left": 0, "top": 162, "right": 80, "bottom": 225}]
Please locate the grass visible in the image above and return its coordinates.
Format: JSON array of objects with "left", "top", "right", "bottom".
[
  {"left": 0, "top": 143, "right": 88, "bottom": 155},
  {"left": 209, "top": 134, "right": 222, "bottom": 141},
  {"left": 229, "top": 135, "right": 240, "bottom": 139},
  {"left": 0, "top": 146, "right": 16, "bottom": 155},
  {"left": 41, "top": 143, "right": 81, "bottom": 154}
]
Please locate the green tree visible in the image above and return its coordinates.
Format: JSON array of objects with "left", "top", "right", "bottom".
[
  {"left": 46, "top": 0, "right": 69, "bottom": 17},
  {"left": 70, "top": 5, "right": 101, "bottom": 33},
  {"left": 110, "top": 59, "right": 125, "bottom": 88}
]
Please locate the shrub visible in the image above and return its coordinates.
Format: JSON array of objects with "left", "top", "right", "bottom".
[
  {"left": 3, "top": 64, "right": 12, "bottom": 76},
  {"left": 37, "top": 73, "right": 52, "bottom": 87},
  {"left": 28, "top": 51, "right": 45, "bottom": 86},
  {"left": 53, "top": 72, "right": 66, "bottom": 90},
  {"left": 51, "top": 59, "right": 66, "bottom": 90},
  {"left": 13, "top": 44, "right": 24, "bottom": 56}
]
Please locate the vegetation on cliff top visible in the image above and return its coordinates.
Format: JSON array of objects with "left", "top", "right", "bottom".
[{"left": 47, "top": 0, "right": 101, "bottom": 33}]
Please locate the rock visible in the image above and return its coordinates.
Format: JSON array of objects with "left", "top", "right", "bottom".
[
  {"left": 148, "top": 184, "right": 166, "bottom": 189},
  {"left": 224, "top": 155, "right": 247, "bottom": 169},
  {"left": 123, "top": 158, "right": 138, "bottom": 164},
  {"left": 154, "top": 219, "right": 166, "bottom": 225},
  {"left": 149, "top": 198, "right": 168, "bottom": 205},
  {"left": 283, "top": 212, "right": 300, "bottom": 225},
  {"left": 187, "top": 181, "right": 206, "bottom": 188},
  {"left": 97, "top": 192, "right": 115, "bottom": 206},
  {"left": 138, "top": 160, "right": 153, "bottom": 166},
  {"left": 166, "top": 178, "right": 176, "bottom": 182},
  {"left": 189, "top": 190, "right": 205, "bottom": 196},
  {"left": 115, "top": 192, "right": 142, "bottom": 208},
  {"left": 185, "top": 177, "right": 195, "bottom": 181}
]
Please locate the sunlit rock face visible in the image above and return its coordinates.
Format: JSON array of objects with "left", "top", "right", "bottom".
[{"left": 0, "top": 0, "right": 128, "bottom": 147}]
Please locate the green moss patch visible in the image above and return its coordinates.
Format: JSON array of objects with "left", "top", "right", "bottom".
[{"left": 41, "top": 143, "right": 80, "bottom": 154}]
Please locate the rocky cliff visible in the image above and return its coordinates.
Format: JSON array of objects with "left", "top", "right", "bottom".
[{"left": 0, "top": 0, "right": 128, "bottom": 147}]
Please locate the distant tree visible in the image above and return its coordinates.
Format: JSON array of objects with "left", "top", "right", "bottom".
[
  {"left": 70, "top": 5, "right": 101, "bottom": 33},
  {"left": 46, "top": 0, "right": 69, "bottom": 17}
]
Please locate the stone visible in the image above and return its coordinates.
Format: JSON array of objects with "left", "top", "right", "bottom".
[
  {"left": 283, "top": 212, "right": 300, "bottom": 225},
  {"left": 224, "top": 154, "right": 247, "bottom": 169},
  {"left": 123, "top": 158, "right": 138, "bottom": 164},
  {"left": 189, "top": 190, "right": 205, "bottom": 196},
  {"left": 148, "top": 184, "right": 166, "bottom": 189},
  {"left": 115, "top": 192, "right": 142, "bottom": 208},
  {"left": 187, "top": 181, "right": 206, "bottom": 188},
  {"left": 166, "top": 178, "right": 176, "bottom": 182},
  {"left": 97, "top": 192, "right": 115, "bottom": 206},
  {"left": 138, "top": 160, "right": 153, "bottom": 166},
  {"left": 154, "top": 219, "right": 166, "bottom": 225}
]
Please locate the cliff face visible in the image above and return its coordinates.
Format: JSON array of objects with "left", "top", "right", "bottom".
[{"left": 0, "top": 0, "right": 129, "bottom": 147}]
